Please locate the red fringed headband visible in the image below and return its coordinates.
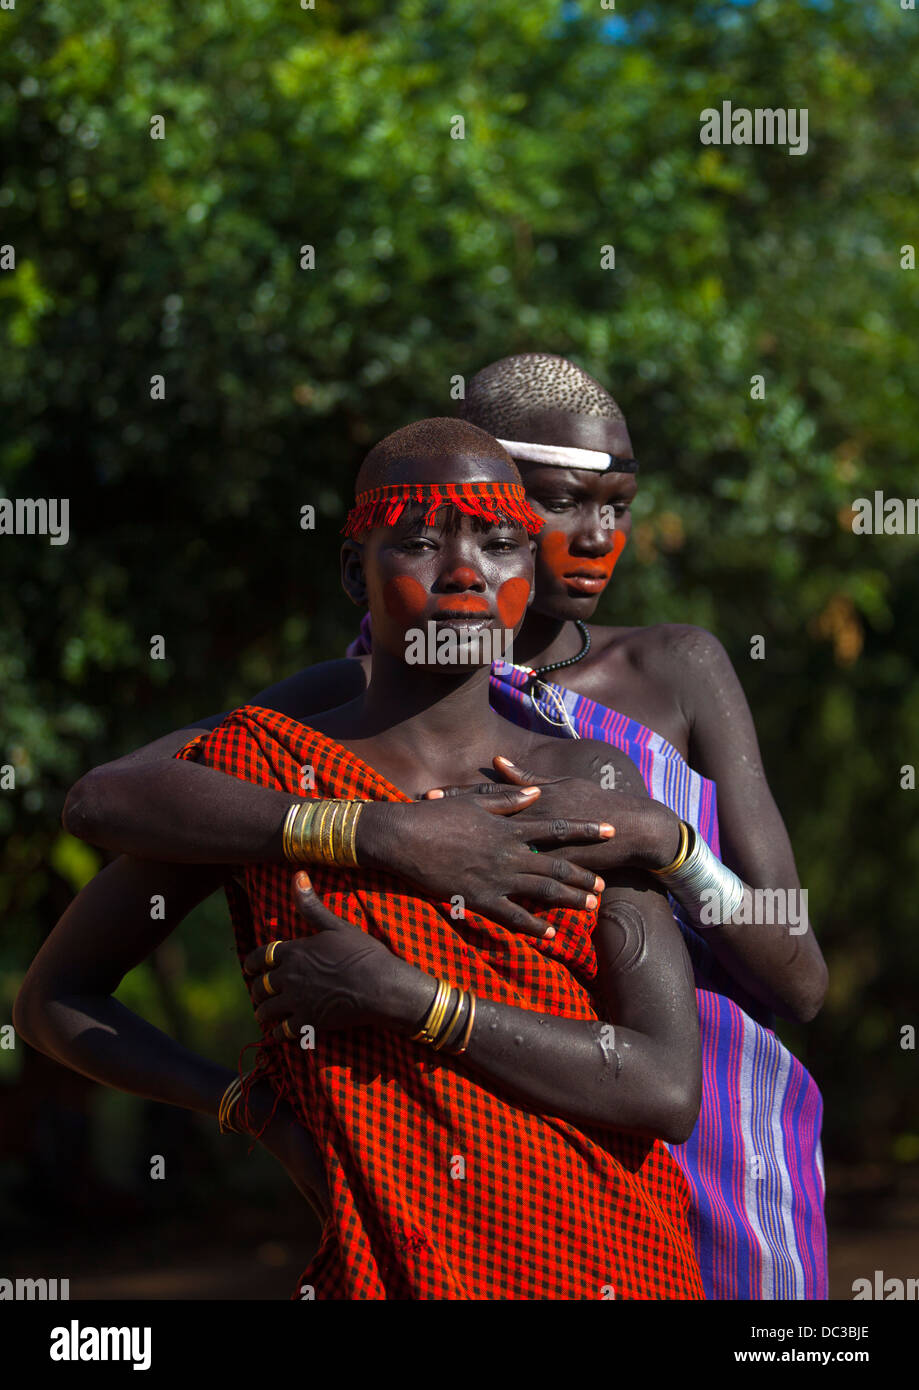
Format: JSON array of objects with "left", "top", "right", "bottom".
[{"left": 342, "top": 480, "right": 545, "bottom": 537}]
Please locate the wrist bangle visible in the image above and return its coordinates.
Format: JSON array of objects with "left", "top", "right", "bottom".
[
  {"left": 282, "top": 800, "right": 367, "bottom": 868},
  {"left": 652, "top": 821, "right": 745, "bottom": 928},
  {"left": 432, "top": 989, "right": 467, "bottom": 1051},
  {"left": 450, "top": 993, "right": 476, "bottom": 1055},
  {"left": 653, "top": 817, "right": 690, "bottom": 875},
  {"left": 409, "top": 979, "right": 478, "bottom": 1053},
  {"left": 218, "top": 1067, "right": 255, "bottom": 1135},
  {"left": 410, "top": 979, "right": 450, "bottom": 1043}
]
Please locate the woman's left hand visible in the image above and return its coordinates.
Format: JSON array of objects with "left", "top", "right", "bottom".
[{"left": 243, "top": 872, "right": 404, "bottom": 1040}]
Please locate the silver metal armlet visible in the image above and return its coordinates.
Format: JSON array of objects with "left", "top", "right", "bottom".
[{"left": 653, "top": 822, "right": 746, "bottom": 927}]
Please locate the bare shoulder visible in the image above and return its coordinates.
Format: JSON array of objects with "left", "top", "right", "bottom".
[
  {"left": 248, "top": 656, "right": 369, "bottom": 721},
  {"left": 590, "top": 620, "right": 729, "bottom": 673}
]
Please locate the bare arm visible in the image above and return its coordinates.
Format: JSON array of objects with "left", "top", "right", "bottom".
[
  {"left": 14, "top": 857, "right": 245, "bottom": 1113},
  {"left": 483, "top": 637, "right": 829, "bottom": 1024},
  {"left": 13, "top": 856, "right": 329, "bottom": 1216},
  {"left": 59, "top": 660, "right": 613, "bottom": 935},
  {"left": 669, "top": 624, "right": 828, "bottom": 1022},
  {"left": 258, "top": 870, "right": 702, "bottom": 1143},
  {"left": 61, "top": 658, "right": 368, "bottom": 861}
]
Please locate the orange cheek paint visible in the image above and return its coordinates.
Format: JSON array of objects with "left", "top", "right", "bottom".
[
  {"left": 383, "top": 575, "right": 428, "bottom": 624},
  {"left": 496, "top": 577, "right": 531, "bottom": 628},
  {"left": 539, "top": 528, "right": 626, "bottom": 581}
]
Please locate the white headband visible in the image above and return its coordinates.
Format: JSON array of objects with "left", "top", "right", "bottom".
[{"left": 496, "top": 438, "right": 617, "bottom": 472}]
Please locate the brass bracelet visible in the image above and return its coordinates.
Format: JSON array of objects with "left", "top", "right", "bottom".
[
  {"left": 410, "top": 979, "right": 450, "bottom": 1044},
  {"left": 282, "top": 800, "right": 366, "bottom": 868},
  {"left": 432, "top": 988, "right": 467, "bottom": 1051},
  {"left": 297, "top": 806, "right": 322, "bottom": 856},
  {"left": 652, "top": 818, "right": 690, "bottom": 876},
  {"left": 281, "top": 803, "right": 300, "bottom": 862},
  {"left": 433, "top": 989, "right": 468, "bottom": 1052},
  {"left": 422, "top": 983, "right": 452, "bottom": 1045},
  {"left": 450, "top": 993, "right": 476, "bottom": 1055},
  {"left": 218, "top": 1070, "right": 251, "bottom": 1135}
]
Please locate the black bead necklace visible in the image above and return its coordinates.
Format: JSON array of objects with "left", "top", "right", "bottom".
[{"left": 528, "top": 620, "right": 591, "bottom": 679}]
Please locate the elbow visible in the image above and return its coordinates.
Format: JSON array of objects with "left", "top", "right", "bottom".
[
  {"left": 12, "top": 981, "right": 42, "bottom": 1052},
  {"left": 609, "top": 1056, "right": 701, "bottom": 1145},
  {"left": 659, "top": 1081, "right": 702, "bottom": 1145},
  {"left": 781, "top": 959, "right": 829, "bottom": 1025},
  {"left": 62, "top": 771, "right": 104, "bottom": 843},
  {"left": 652, "top": 1055, "right": 702, "bottom": 1144}
]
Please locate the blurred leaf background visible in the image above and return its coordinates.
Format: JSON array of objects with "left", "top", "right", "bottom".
[{"left": 1, "top": 0, "right": 918, "bottom": 1273}]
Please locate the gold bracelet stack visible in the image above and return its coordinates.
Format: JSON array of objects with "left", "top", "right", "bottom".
[
  {"left": 218, "top": 1066, "right": 257, "bottom": 1135},
  {"left": 282, "top": 799, "right": 366, "bottom": 868},
  {"left": 410, "top": 980, "right": 477, "bottom": 1055}
]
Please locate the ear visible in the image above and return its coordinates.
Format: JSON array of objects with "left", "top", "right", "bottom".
[{"left": 340, "top": 540, "right": 367, "bottom": 607}]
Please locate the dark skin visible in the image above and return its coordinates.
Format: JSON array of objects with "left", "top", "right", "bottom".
[
  {"left": 15, "top": 449, "right": 701, "bottom": 1234},
  {"left": 62, "top": 411, "right": 828, "bottom": 1023}
]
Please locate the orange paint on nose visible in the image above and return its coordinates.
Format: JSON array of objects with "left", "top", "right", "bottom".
[
  {"left": 496, "top": 577, "right": 531, "bottom": 628},
  {"left": 383, "top": 575, "right": 429, "bottom": 624},
  {"left": 447, "top": 566, "right": 481, "bottom": 589},
  {"left": 540, "top": 528, "right": 627, "bottom": 581}
]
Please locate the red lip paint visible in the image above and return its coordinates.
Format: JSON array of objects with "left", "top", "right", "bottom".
[{"left": 433, "top": 594, "right": 490, "bottom": 614}]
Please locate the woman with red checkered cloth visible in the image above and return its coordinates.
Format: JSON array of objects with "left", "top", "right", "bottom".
[{"left": 17, "top": 418, "right": 704, "bottom": 1299}]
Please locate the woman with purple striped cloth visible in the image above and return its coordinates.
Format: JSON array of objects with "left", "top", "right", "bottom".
[
  {"left": 65, "top": 353, "right": 828, "bottom": 1299},
  {"left": 345, "top": 355, "right": 829, "bottom": 1300}
]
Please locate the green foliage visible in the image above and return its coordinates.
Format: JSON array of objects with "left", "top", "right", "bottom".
[{"left": 1, "top": 0, "right": 917, "bottom": 1162}]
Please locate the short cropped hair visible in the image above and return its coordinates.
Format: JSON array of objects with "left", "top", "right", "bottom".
[{"left": 460, "top": 353, "right": 624, "bottom": 437}]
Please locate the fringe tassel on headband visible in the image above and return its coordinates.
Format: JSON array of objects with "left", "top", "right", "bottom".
[{"left": 342, "top": 481, "right": 544, "bottom": 537}]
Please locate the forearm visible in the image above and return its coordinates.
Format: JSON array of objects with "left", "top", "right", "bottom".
[
  {"left": 650, "top": 809, "right": 827, "bottom": 1022},
  {"left": 376, "top": 964, "right": 689, "bottom": 1141},
  {"left": 18, "top": 990, "right": 235, "bottom": 1119},
  {"left": 580, "top": 801, "right": 828, "bottom": 1023},
  {"left": 694, "top": 891, "right": 827, "bottom": 1022},
  {"left": 64, "top": 737, "right": 296, "bottom": 863}
]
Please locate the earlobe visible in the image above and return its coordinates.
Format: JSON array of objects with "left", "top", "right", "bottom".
[{"left": 340, "top": 541, "right": 368, "bottom": 607}]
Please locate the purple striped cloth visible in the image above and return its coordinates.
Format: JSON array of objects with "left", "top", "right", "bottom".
[{"left": 346, "top": 617, "right": 828, "bottom": 1299}]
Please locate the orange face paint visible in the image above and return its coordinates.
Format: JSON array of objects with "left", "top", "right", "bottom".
[
  {"left": 383, "top": 575, "right": 428, "bottom": 624},
  {"left": 539, "top": 529, "right": 626, "bottom": 587},
  {"left": 496, "top": 577, "right": 531, "bottom": 628},
  {"left": 432, "top": 594, "right": 490, "bottom": 614}
]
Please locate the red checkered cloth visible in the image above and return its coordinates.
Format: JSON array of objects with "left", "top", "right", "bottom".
[{"left": 177, "top": 705, "right": 704, "bottom": 1301}]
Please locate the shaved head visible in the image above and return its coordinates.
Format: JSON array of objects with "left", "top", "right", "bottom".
[
  {"left": 356, "top": 417, "right": 521, "bottom": 492},
  {"left": 461, "top": 353, "right": 624, "bottom": 432},
  {"left": 459, "top": 353, "right": 630, "bottom": 458}
]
